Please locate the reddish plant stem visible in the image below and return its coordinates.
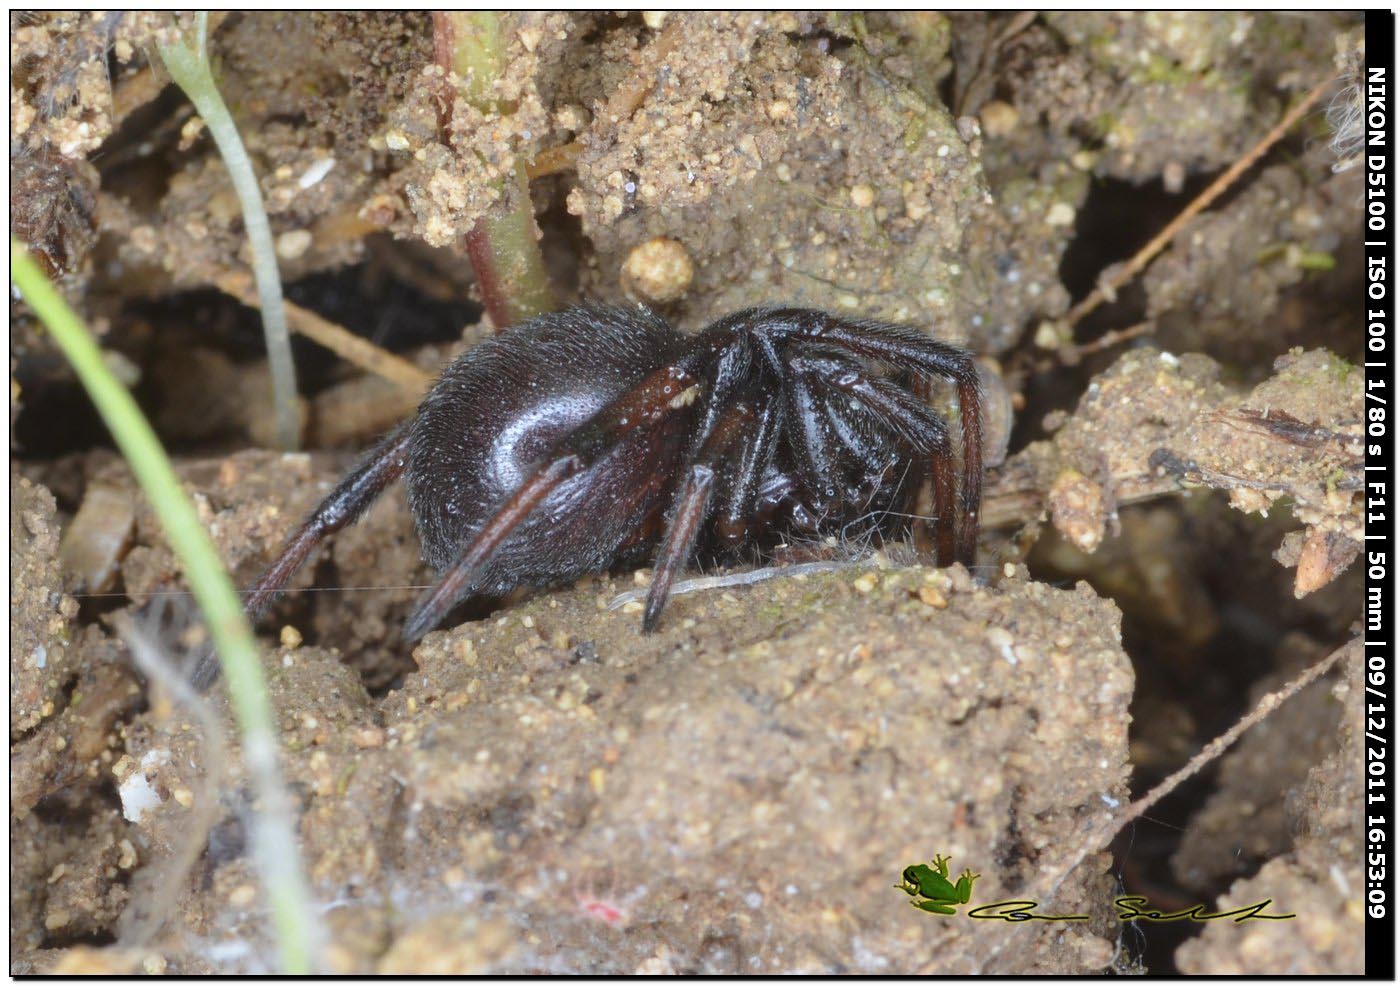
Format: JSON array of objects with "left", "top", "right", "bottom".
[
  {"left": 465, "top": 214, "right": 510, "bottom": 327},
  {"left": 432, "top": 11, "right": 554, "bottom": 329}
]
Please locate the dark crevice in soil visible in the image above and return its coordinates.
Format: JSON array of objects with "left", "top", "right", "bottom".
[
  {"left": 11, "top": 258, "right": 479, "bottom": 461},
  {"left": 39, "top": 927, "right": 119, "bottom": 952},
  {"left": 75, "top": 579, "right": 131, "bottom": 628},
  {"left": 95, "top": 82, "right": 184, "bottom": 205},
  {"left": 1057, "top": 133, "right": 1312, "bottom": 331},
  {"left": 1011, "top": 134, "right": 1313, "bottom": 457},
  {"left": 1058, "top": 171, "right": 1220, "bottom": 314},
  {"left": 1027, "top": 497, "right": 1357, "bottom": 974},
  {"left": 1006, "top": 172, "right": 1221, "bottom": 458}
]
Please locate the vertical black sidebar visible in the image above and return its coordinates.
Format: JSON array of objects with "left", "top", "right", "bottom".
[{"left": 1366, "top": 9, "right": 1396, "bottom": 982}]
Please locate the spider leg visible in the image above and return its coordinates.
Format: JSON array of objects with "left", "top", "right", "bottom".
[
  {"left": 642, "top": 465, "right": 715, "bottom": 631},
  {"left": 791, "top": 353, "right": 957, "bottom": 562},
  {"left": 189, "top": 423, "right": 414, "bottom": 690},
  {"left": 403, "top": 453, "right": 582, "bottom": 642},
  {"left": 792, "top": 353, "right": 951, "bottom": 454},
  {"left": 782, "top": 368, "right": 843, "bottom": 516},
  {"left": 403, "top": 363, "right": 702, "bottom": 642},
  {"left": 642, "top": 395, "right": 759, "bottom": 630},
  {"left": 793, "top": 314, "right": 983, "bottom": 564},
  {"left": 812, "top": 389, "right": 905, "bottom": 534},
  {"left": 712, "top": 395, "right": 783, "bottom": 549}
]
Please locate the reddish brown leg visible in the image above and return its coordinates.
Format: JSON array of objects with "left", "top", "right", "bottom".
[
  {"left": 642, "top": 398, "right": 756, "bottom": 630},
  {"left": 190, "top": 424, "right": 414, "bottom": 690},
  {"left": 787, "top": 351, "right": 957, "bottom": 562},
  {"left": 642, "top": 464, "right": 715, "bottom": 631},
  {"left": 914, "top": 376, "right": 958, "bottom": 566},
  {"left": 403, "top": 454, "right": 581, "bottom": 642}
]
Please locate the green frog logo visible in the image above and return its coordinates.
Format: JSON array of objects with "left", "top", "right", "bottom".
[{"left": 894, "top": 854, "right": 980, "bottom": 914}]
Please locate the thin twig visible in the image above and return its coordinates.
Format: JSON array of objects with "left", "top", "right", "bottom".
[
  {"left": 968, "top": 637, "right": 1356, "bottom": 974},
  {"left": 954, "top": 10, "right": 1037, "bottom": 117},
  {"left": 979, "top": 458, "right": 1183, "bottom": 532},
  {"left": 1064, "top": 75, "right": 1336, "bottom": 330},
  {"left": 215, "top": 272, "right": 434, "bottom": 394},
  {"left": 598, "top": 18, "right": 685, "bottom": 133},
  {"left": 1030, "top": 320, "right": 1158, "bottom": 374}
]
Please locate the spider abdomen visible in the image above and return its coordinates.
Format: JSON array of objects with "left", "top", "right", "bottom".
[{"left": 406, "top": 307, "right": 692, "bottom": 588}]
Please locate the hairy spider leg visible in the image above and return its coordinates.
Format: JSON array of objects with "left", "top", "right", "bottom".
[
  {"left": 641, "top": 393, "right": 765, "bottom": 630},
  {"left": 813, "top": 385, "right": 904, "bottom": 511},
  {"left": 712, "top": 396, "right": 783, "bottom": 549},
  {"left": 882, "top": 376, "right": 959, "bottom": 565},
  {"left": 804, "top": 360, "right": 952, "bottom": 455},
  {"left": 908, "top": 375, "right": 953, "bottom": 562},
  {"left": 781, "top": 368, "right": 845, "bottom": 518},
  {"left": 189, "top": 423, "right": 414, "bottom": 690},
  {"left": 792, "top": 315, "right": 983, "bottom": 564},
  {"left": 703, "top": 309, "right": 982, "bottom": 563},
  {"left": 402, "top": 454, "right": 582, "bottom": 642},
  {"left": 789, "top": 352, "right": 957, "bottom": 560},
  {"left": 402, "top": 363, "right": 701, "bottom": 642}
]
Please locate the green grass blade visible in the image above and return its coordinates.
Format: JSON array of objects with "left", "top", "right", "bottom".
[
  {"left": 156, "top": 12, "right": 300, "bottom": 450},
  {"left": 11, "top": 240, "right": 321, "bottom": 972}
]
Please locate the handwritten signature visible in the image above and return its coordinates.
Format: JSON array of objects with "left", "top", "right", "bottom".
[{"left": 965, "top": 896, "right": 1295, "bottom": 924}]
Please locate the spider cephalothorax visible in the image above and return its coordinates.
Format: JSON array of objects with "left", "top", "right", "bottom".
[{"left": 191, "top": 305, "right": 983, "bottom": 688}]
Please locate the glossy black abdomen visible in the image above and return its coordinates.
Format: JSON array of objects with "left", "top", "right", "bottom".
[{"left": 406, "top": 307, "right": 692, "bottom": 590}]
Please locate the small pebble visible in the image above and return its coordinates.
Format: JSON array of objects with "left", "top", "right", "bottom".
[
  {"left": 1046, "top": 202, "right": 1076, "bottom": 227},
  {"left": 979, "top": 100, "right": 1019, "bottom": 137},
  {"left": 918, "top": 585, "right": 948, "bottom": 609},
  {"left": 1034, "top": 319, "right": 1069, "bottom": 350},
  {"left": 228, "top": 884, "right": 258, "bottom": 908},
  {"left": 275, "top": 229, "right": 313, "bottom": 260},
  {"left": 297, "top": 156, "right": 336, "bottom": 190},
  {"left": 177, "top": 116, "right": 205, "bottom": 151},
  {"left": 1162, "top": 161, "right": 1186, "bottom": 194},
  {"left": 621, "top": 237, "right": 694, "bottom": 304},
  {"left": 354, "top": 726, "right": 387, "bottom": 749}
]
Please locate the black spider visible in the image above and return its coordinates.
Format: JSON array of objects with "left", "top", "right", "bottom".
[{"left": 191, "top": 306, "right": 982, "bottom": 688}]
